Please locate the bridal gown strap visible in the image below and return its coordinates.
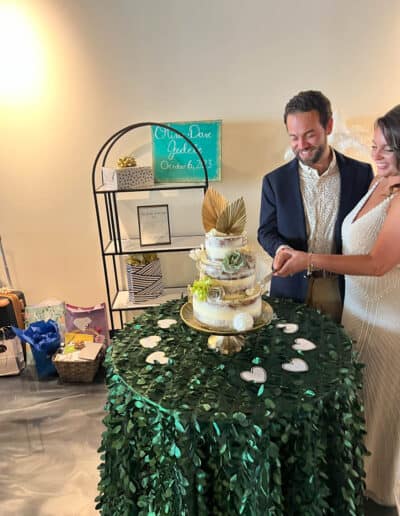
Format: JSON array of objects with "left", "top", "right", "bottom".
[
  {"left": 341, "top": 186, "right": 400, "bottom": 509},
  {"left": 350, "top": 179, "right": 382, "bottom": 225}
]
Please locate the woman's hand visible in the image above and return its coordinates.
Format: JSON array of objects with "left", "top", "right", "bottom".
[{"left": 273, "top": 249, "right": 308, "bottom": 277}]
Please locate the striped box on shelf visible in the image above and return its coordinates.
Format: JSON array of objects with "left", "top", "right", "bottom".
[{"left": 126, "top": 254, "right": 163, "bottom": 302}]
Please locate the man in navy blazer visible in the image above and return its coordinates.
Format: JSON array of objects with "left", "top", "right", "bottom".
[{"left": 258, "top": 91, "right": 373, "bottom": 319}]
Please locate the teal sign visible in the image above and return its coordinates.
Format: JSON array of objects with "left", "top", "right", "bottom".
[{"left": 151, "top": 120, "right": 221, "bottom": 182}]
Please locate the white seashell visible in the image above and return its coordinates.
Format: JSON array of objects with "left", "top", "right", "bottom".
[
  {"left": 233, "top": 313, "right": 254, "bottom": 332},
  {"left": 146, "top": 351, "right": 169, "bottom": 364},
  {"left": 276, "top": 323, "right": 299, "bottom": 334},
  {"left": 139, "top": 335, "right": 161, "bottom": 348},
  {"left": 157, "top": 319, "right": 177, "bottom": 329},
  {"left": 292, "top": 338, "right": 316, "bottom": 351},
  {"left": 240, "top": 366, "right": 267, "bottom": 383},
  {"left": 282, "top": 358, "right": 309, "bottom": 373}
]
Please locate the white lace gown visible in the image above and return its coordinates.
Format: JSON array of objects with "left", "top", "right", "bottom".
[{"left": 341, "top": 183, "right": 400, "bottom": 509}]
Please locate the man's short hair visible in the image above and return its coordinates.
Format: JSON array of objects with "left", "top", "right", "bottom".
[{"left": 284, "top": 90, "right": 333, "bottom": 129}]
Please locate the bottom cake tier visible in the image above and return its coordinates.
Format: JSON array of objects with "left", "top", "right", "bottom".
[{"left": 192, "top": 294, "right": 262, "bottom": 331}]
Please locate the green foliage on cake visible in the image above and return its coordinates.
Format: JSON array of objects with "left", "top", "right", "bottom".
[{"left": 189, "top": 276, "right": 213, "bottom": 301}]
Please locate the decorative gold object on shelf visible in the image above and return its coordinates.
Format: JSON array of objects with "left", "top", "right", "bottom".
[
  {"left": 126, "top": 253, "right": 159, "bottom": 266},
  {"left": 117, "top": 155, "right": 137, "bottom": 168}
]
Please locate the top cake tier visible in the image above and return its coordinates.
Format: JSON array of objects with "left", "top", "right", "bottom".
[{"left": 205, "top": 231, "right": 247, "bottom": 260}]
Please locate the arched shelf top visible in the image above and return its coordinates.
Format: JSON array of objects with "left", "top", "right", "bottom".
[{"left": 92, "top": 122, "right": 209, "bottom": 194}]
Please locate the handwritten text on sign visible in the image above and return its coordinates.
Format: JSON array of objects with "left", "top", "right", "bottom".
[{"left": 151, "top": 120, "right": 221, "bottom": 182}]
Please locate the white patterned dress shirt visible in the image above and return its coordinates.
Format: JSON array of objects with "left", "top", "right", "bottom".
[{"left": 298, "top": 150, "right": 340, "bottom": 254}]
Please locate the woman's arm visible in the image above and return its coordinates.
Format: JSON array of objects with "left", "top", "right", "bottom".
[{"left": 274, "top": 194, "right": 400, "bottom": 277}]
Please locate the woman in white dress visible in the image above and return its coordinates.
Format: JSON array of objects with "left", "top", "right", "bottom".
[{"left": 273, "top": 105, "right": 400, "bottom": 509}]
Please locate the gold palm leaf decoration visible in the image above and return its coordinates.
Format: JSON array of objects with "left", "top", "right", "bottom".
[
  {"left": 216, "top": 197, "right": 246, "bottom": 234},
  {"left": 202, "top": 187, "right": 228, "bottom": 232}
]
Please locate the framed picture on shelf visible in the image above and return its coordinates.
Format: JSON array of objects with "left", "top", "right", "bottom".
[{"left": 137, "top": 204, "right": 171, "bottom": 246}]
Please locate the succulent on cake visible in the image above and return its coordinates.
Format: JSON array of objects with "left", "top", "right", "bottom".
[
  {"left": 221, "top": 251, "right": 247, "bottom": 273},
  {"left": 202, "top": 187, "right": 246, "bottom": 235}
]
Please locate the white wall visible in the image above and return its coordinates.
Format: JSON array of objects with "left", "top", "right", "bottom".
[{"left": 1, "top": 0, "right": 399, "bottom": 309}]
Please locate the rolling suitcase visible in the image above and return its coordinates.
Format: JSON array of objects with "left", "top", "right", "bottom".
[
  {"left": 0, "top": 236, "right": 26, "bottom": 329},
  {"left": 0, "top": 297, "right": 19, "bottom": 328}
]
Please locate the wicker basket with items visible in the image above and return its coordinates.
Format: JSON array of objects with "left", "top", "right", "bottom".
[{"left": 52, "top": 332, "right": 103, "bottom": 383}]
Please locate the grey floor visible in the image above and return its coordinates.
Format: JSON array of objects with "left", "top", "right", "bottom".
[{"left": 0, "top": 367, "right": 397, "bottom": 516}]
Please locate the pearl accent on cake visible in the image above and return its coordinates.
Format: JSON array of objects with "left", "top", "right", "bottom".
[{"left": 233, "top": 313, "right": 254, "bottom": 331}]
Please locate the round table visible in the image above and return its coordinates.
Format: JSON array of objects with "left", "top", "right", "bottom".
[{"left": 96, "top": 297, "right": 366, "bottom": 515}]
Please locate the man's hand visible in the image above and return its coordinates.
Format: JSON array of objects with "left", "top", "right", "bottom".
[
  {"left": 272, "top": 248, "right": 292, "bottom": 272},
  {"left": 273, "top": 249, "right": 308, "bottom": 277}
]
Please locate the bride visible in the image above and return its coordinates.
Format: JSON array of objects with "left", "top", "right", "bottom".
[{"left": 273, "top": 105, "right": 400, "bottom": 510}]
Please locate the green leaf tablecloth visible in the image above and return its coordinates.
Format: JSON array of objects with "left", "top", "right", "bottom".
[{"left": 97, "top": 297, "right": 367, "bottom": 516}]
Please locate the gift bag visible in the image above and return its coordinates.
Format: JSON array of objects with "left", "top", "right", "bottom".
[
  {"left": 25, "top": 299, "right": 66, "bottom": 339},
  {"left": 13, "top": 320, "right": 61, "bottom": 379},
  {"left": 126, "top": 254, "right": 163, "bottom": 302},
  {"left": 65, "top": 303, "right": 109, "bottom": 347},
  {"left": 0, "top": 326, "right": 25, "bottom": 376}
]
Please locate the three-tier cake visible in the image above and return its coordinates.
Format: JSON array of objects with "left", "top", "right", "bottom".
[{"left": 189, "top": 188, "right": 263, "bottom": 331}]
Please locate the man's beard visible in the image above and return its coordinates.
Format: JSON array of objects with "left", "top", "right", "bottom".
[{"left": 295, "top": 144, "right": 325, "bottom": 167}]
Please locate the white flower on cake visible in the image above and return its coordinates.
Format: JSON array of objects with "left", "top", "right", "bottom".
[
  {"left": 189, "top": 246, "right": 204, "bottom": 262},
  {"left": 233, "top": 312, "right": 254, "bottom": 331}
]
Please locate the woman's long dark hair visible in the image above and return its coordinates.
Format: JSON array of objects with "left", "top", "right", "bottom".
[{"left": 376, "top": 105, "right": 400, "bottom": 171}]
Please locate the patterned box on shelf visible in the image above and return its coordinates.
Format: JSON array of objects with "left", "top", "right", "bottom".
[
  {"left": 102, "top": 166, "right": 154, "bottom": 190},
  {"left": 127, "top": 259, "right": 163, "bottom": 302}
]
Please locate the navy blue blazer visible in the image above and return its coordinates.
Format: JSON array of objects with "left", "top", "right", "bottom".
[{"left": 257, "top": 151, "right": 373, "bottom": 303}]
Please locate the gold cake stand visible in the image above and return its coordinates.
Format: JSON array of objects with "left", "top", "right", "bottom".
[{"left": 180, "top": 300, "right": 274, "bottom": 355}]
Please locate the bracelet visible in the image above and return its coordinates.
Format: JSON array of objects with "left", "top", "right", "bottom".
[{"left": 306, "top": 253, "right": 314, "bottom": 278}]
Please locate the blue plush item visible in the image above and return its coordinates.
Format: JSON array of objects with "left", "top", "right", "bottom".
[{"left": 13, "top": 320, "right": 60, "bottom": 378}]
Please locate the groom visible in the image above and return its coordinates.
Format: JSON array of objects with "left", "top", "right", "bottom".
[{"left": 257, "top": 90, "right": 373, "bottom": 321}]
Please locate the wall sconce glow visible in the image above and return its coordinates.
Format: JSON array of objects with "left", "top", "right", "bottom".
[{"left": 0, "top": 3, "right": 45, "bottom": 104}]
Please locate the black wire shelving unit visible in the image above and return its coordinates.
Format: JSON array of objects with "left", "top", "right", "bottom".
[{"left": 92, "top": 122, "right": 209, "bottom": 332}]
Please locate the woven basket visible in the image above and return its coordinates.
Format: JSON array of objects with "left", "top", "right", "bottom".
[{"left": 52, "top": 354, "right": 101, "bottom": 383}]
